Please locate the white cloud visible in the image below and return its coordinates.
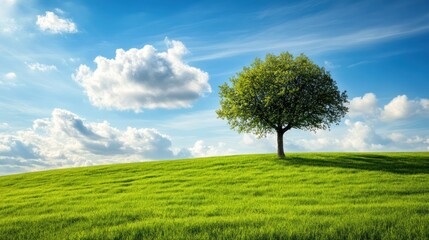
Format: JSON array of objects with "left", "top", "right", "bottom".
[
  {"left": 73, "top": 39, "right": 211, "bottom": 112},
  {"left": 347, "top": 60, "right": 373, "bottom": 68},
  {"left": 405, "top": 136, "right": 425, "bottom": 144},
  {"left": 4, "top": 72, "right": 16, "bottom": 79},
  {"left": 388, "top": 132, "right": 429, "bottom": 150},
  {"left": 420, "top": 99, "right": 429, "bottom": 111},
  {"left": 190, "top": 93, "right": 429, "bottom": 154},
  {"left": 0, "top": 109, "right": 187, "bottom": 175},
  {"left": 289, "top": 115, "right": 429, "bottom": 152},
  {"left": 347, "top": 93, "right": 429, "bottom": 121},
  {"left": 36, "top": 11, "right": 77, "bottom": 34},
  {"left": 54, "top": 8, "right": 64, "bottom": 14},
  {"left": 68, "top": 57, "right": 80, "bottom": 63},
  {"left": 282, "top": 120, "right": 384, "bottom": 152},
  {"left": 341, "top": 120, "right": 383, "bottom": 151},
  {"left": 348, "top": 92, "right": 378, "bottom": 118},
  {"left": 226, "top": 91, "right": 429, "bottom": 152},
  {"left": 1, "top": 72, "right": 17, "bottom": 85},
  {"left": 27, "top": 62, "right": 57, "bottom": 72},
  {"left": 387, "top": 132, "right": 406, "bottom": 143},
  {"left": 380, "top": 95, "right": 429, "bottom": 121},
  {"left": 189, "top": 140, "right": 236, "bottom": 157},
  {"left": 381, "top": 95, "right": 415, "bottom": 120},
  {"left": 190, "top": 17, "right": 429, "bottom": 62},
  {"left": 324, "top": 60, "right": 340, "bottom": 69}
]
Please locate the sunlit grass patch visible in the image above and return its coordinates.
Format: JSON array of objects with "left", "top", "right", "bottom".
[{"left": 0, "top": 152, "right": 428, "bottom": 239}]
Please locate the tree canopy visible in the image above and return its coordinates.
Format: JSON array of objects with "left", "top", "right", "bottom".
[{"left": 216, "top": 52, "right": 348, "bottom": 158}]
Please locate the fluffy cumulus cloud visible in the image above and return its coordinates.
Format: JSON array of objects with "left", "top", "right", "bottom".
[
  {"left": 341, "top": 120, "right": 384, "bottom": 151},
  {"left": 26, "top": 62, "right": 57, "bottom": 72},
  {"left": 281, "top": 123, "right": 347, "bottom": 152},
  {"left": 387, "top": 133, "right": 429, "bottom": 150},
  {"left": 0, "top": 109, "right": 185, "bottom": 175},
  {"left": 73, "top": 39, "right": 211, "bottom": 112},
  {"left": 380, "top": 95, "right": 429, "bottom": 121},
  {"left": 36, "top": 11, "right": 77, "bottom": 34},
  {"left": 348, "top": 92, "right": 378, "bottom": 118},
  {"left": 347, "top": 93, "right": 429, "bottom": 121},
  {"left": 282, "top": 118, "right": 428, "bottom": 152}
]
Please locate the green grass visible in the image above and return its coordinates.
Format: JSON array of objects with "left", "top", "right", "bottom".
[{"left": 0, "top": 153, "right": 428, "bottom": 239}]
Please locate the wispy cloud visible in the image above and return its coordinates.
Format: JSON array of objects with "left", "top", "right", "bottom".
[
  {"left": 347, "top": 49, "right": 416, "bottom": 68},
  {"left": 0, "top": 72, "right": 17, "bottom": 86},
  {"left": 188, "top": 1, "right": 429, "bottom": 61},
  {"left": 191, "top": 22, "right": 429, "bottom": 62},
  {"left": 4, "top": 72, "right": 16, "bottom": 79},
  {"left": 347, "top": 60, "right": 374, "bottom": 68},
  {"left": 155, "top": 110, "right": 227, "bottom": 131},
  {"left": 324, "top": 61, "right": 340, "bottom": 69},
  {"left": 26, "top": 62, "right": 57, "bottom": 72},
  {"left": 256, "top": 0, "right": 330, "bottom": 20}
]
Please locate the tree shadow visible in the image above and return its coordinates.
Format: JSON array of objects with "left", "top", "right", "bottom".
[{"left": 281, "top": 153, "right": 429, "bottom": 174}]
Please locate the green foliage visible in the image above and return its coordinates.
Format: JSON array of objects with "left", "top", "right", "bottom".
[
  {"left": 0, "top": 153, "right": 429, "bottom": 239},
  {"left": 216, "top": 52, "right": 348, "bottom": 137}
]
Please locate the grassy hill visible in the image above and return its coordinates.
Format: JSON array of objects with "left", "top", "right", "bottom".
[{"left": 0, "top": 153, "right": 428, "bottom": 239}]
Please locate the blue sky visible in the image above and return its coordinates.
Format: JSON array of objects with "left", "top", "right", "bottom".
[{"left": 0, "top": 0, "right": 428, "bottom": 175}]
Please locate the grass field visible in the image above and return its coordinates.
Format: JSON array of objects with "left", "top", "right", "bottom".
[{"left": 0, "top": 153, "right": 428, "bottom": 239}]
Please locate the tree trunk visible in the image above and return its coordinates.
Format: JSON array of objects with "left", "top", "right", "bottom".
[{"left": 277, "top": 130, "right": 285, "bottom": 159}]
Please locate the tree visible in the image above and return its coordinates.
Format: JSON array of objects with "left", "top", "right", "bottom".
[{"left": 216, "top": 52, "right": 348, "bottom": 158}]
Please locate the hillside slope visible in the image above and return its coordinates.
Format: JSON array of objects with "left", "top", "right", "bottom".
[{"left": 1, "top": 153, "right": 428, "bottom": 239}]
